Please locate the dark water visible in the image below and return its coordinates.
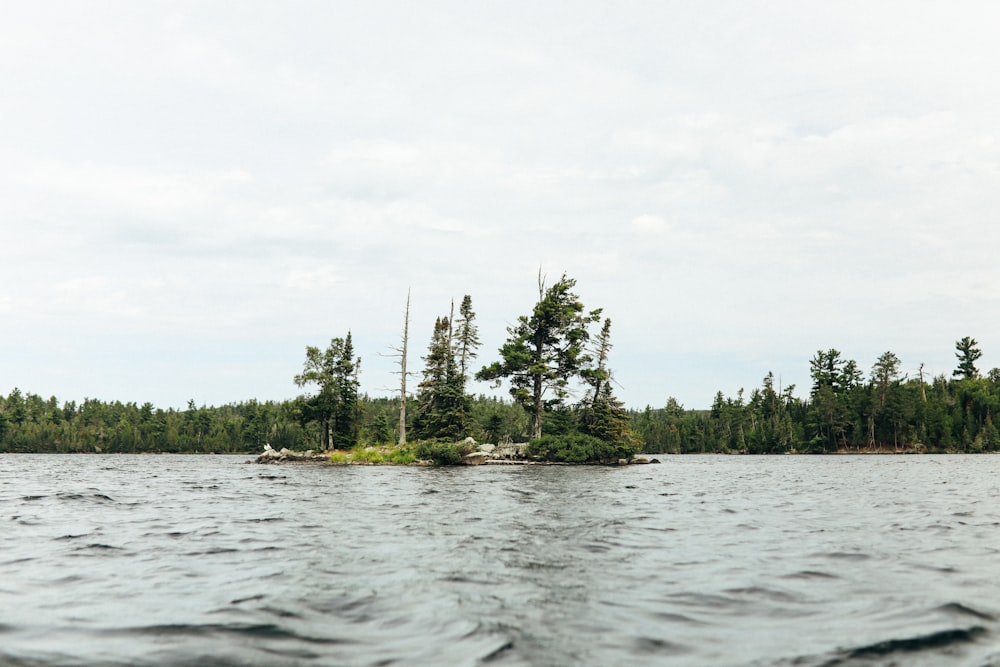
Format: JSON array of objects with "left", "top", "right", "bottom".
[{"left": 1, "top": 454, "right": 999, "bottom": 667}]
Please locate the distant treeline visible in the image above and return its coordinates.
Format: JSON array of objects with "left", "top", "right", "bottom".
[
  {"left": 3, "top": 338, "right": 998, "bottom": 455},
  {"left": 0, "top": 393, "right": 528, "bottom": 455},
  {"left": 637, "top": 339, "right": 1000, "bottom": 454}
]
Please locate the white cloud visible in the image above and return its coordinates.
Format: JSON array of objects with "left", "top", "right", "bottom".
[
  {"left": 285, "top": 265, "right": 341, "bottom": 291},
  {"left": 17, "top": 160, "right": 253, "bottom": 224},
  {"left": 49, "top": 276, "right": 141, "bottom": 320},
  {"left": 631, "top": 214, "right": 670, "bottom": 235}
]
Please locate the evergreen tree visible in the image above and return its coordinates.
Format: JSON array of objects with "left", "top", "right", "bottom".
[
  {"left": 807, "top": 349, "right": 860, "bottom": 451},
  {"left": 578, "top": 319, "right": 635, "bottom": 449},
  {"left": 869, "top": 351, "right": 903, "bottom": 449},
  {"left": 454, "top": 295, "right": 480, "bottom": 382},
  {"left": 293, "top": 332, "right": 361, "bottom": 450},
  {"left": 954, "top": 336, "right": 982, "bottom": 380},
  {"left": 331, "top": 331, "right": 361, "bottom": 448},
  {"left": 414, "top": 316, "right": 469, "bottom": 439},
  {"left": 369, "top": 409, "right": 394, "bottom": 444},
  {"left": 477, "top": 272, "right": 601, "bottom": 439},
  {"left": 746, "top": 372, "right": 794, "bottom": 454}
]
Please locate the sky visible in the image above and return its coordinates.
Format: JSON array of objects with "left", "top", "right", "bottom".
[{"left": 3, "top": 1, "right": 1000, "bottom": 411}]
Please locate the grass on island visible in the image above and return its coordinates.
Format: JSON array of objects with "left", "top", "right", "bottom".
[
  {"left": 327, "top": 444, "right": 418, "bottom": 466},
  {"left": 324, "top": 435, "right": 637, "bottom": 466},
  {"left": 325, "top": 440, "right": 476, "bottom": 466}
]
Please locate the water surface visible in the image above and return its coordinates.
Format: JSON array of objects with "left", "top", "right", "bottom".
[{"left": 2, "top": 454, "right": 999, "bottom": 666}]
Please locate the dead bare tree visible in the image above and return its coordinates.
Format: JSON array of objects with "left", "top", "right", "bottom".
[
  {"left": 396, "top": 290, "right": 412, "bottom": 445},
  {"left": 378, "top": 290, "right": 417, "bottom": 446}
]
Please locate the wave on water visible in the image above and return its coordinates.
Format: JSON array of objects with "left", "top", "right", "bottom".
[
  {"left": 807, "top": 626, "right": 992, "bottom": 667},
  {"left": 104, "top": 622, "right": 352, "bottom": 644},
  {"left": 18, "top": 492, "right": 116, "bottom": 504},
  {"left": 761, "top": 605, "right": 999, "bottom": 667},
  {"left": 936, "top": 602, "right": 996, "bottom": 621}
]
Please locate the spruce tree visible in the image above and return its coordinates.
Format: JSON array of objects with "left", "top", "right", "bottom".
[
  {"left": 414, "top": 316, "right": 468, "bottom": 440},
  {"left": 454, "top": 295, "right": 480, "bottom": 382},
  {"left": 578, "top": 319, "right": 635, "bottom": 449},
  {"left": 330, "top": 331, "right": 361, "bottom": 449}
]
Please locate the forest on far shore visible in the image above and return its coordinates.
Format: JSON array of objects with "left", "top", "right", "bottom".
[
  {"left": 3, "top": 273, "right": 998, "bottom": 457},
  {"left": 2, "top": 336, "right": 998, "bottom": 456}
]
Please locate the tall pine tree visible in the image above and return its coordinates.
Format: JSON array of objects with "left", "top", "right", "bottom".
[{"left": 477, "top": 272, "right": 601, "bottom": 439}]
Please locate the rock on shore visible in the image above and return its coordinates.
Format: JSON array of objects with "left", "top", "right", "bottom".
[{"left": 255, "top": 444, "right": 328, "bottom": 464}]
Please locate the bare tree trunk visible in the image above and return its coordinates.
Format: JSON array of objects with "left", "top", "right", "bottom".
[
  {"left": 398, "top": 290, "right": 410, "bottom": 446},
  {"left": 532, "top": 374, "right": 543, "bottom": 440},
  {"left": 448, "top": 298, "right": 454, "bottom": 352},
  {"left": 919, "top": 363, "right": 927, "bottom": 403},
  {"left": 531, "top": 269, "right": 547, "bottom": 440}
]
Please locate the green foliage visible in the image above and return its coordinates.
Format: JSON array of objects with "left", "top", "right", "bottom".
[
  {"left": 629, "top": 342, "right": 1000, "bottom": 455},
  {"left": 367, "top": 409, "right": 395, "bottom": 445},
  {"left": 386, "top": 447, "right": 417, "bottom": 465},
  {"left": 348, "top": 446, "right": 385, "bottom": 463},
  {"left": 472, "top": 395, "right": 528, "bottom": 442},
  {"left": 326, "top": 445, "right": 416, "bottom": 465},
  {"left": 413, "top": 315, "right": 470, "bottom": 440},
  {"left": 0, "top": 390, "right": 310, "bottom": 454},
  {"left": 541, "top": 407, "right": 578, "bottom": 435},
  {"left": 477, "top": 272, "right": 601, "bottom": 439},
  {"left": 6, "top": 329, "right": 999, "bottom": 458},
  {"left": 527, "top": 433, "right": 635, "bottom": 463},
  {"left": 806, "top": 349, "right": 863, "bottom": 452},
  {"left": 413, "top": 440, "right": 474, "bottom": 466},
  {"left": 954, "top": 336, "right": 982, "bottom": 380},
  {"left": 294, "top": 332, "right": 361, "bottom": 450},
  {"left": 577, "top": 318, "right": 637, "bottom": 448},
  {"left": 455, "top": 294, "right": 480, "bottom": 380},
  {"left": 411, "top": 296, "right": 480, "bottom": 442}
]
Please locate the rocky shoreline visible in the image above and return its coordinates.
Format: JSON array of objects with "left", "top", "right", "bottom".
[{"left": 252, "top": 442, "right": 660, "bottom": 466}]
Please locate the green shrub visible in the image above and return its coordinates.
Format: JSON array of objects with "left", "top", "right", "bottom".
[
  {"left": 414, "top": 440, "right": 474, "bottom": 466},
  {"left": 330, "top": 445, "right": 418, "bottom": 465},
  {"left": 350, "top": 446, "right": 386, "bottom": 464},
  {"left": 527, "top": 433, "right": 636, "bottom": 463},
  {"left": 385, "top": 447, "right": 417, "bottom": 465}
]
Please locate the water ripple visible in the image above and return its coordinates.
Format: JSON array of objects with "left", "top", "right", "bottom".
[{"left": 1, "top": 454, "right": 998, "bottom": 666}]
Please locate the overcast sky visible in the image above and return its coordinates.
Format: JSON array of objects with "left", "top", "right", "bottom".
[{"left": 3, "top": 2, "right": 1000, "bottom": 410}]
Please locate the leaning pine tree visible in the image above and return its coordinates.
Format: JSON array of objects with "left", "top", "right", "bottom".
[{"left": 477, "top": 272, "right": 601, "bottom": 440}]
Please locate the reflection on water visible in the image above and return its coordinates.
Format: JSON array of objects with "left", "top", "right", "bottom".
[{"left": 1, "top": 454, "right": 999, "bottom": 666}]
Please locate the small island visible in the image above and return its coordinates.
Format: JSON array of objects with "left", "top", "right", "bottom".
[
  {"left": 254, "top": 438, "right": 660, "bottom": 466},
  {"left": 281, "top": 273, "right": 641, "bottom": 466}
]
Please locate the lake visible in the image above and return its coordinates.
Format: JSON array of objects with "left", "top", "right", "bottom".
[{"left": 1, "top": 454, "right": 998, "bottom": 666}]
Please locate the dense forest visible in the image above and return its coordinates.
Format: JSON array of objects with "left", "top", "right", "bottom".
[
  {"left": 2, "top": 269, "right": 998, "bottom": 458},
  {"left": 3, "top": 337, "right": 998, "bottom": 456},
  {"left": 0, "top": 390, "right": 523, "bottom": 455},
  {"left": 636, "top": 338, "right": 1000, "bottom": 454},
  {"left": 0, "top": 274, "right": 635, "bottom": 462}
]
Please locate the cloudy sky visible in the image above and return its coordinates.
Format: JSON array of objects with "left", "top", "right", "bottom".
[{"left": 3, "top": 2, "right": 1000, "bottom": 410}]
